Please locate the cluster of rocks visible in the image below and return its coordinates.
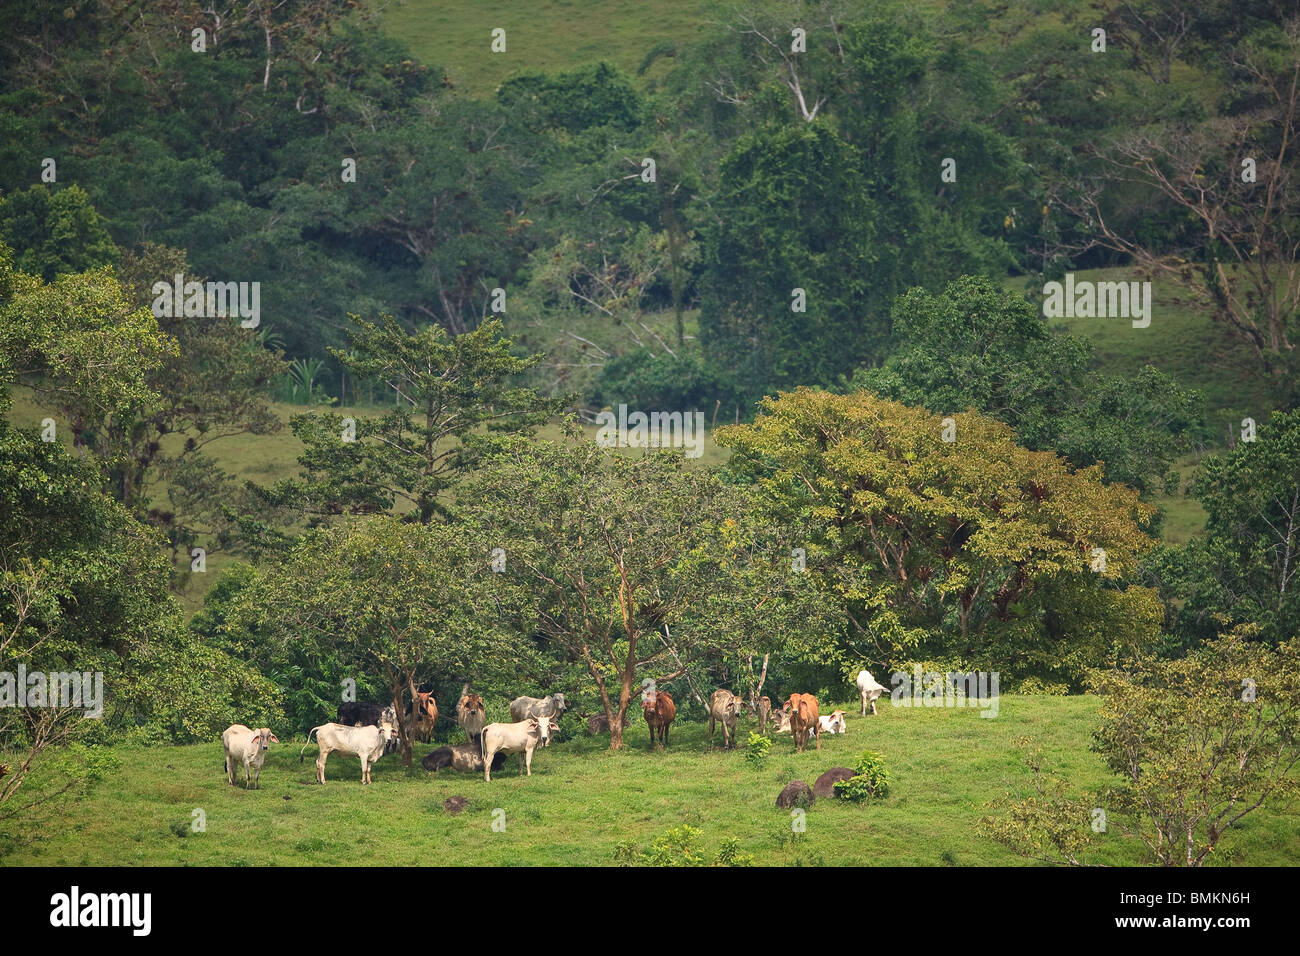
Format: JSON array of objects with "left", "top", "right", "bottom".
[{"left": 775, "top": 767, "right": 856, "bottom": 808}]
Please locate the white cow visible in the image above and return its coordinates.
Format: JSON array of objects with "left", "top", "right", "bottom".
[
  {"left": 508, "top": 694, "right": 567, "bottom": 746},
  {"left": 299, "top": 720, "right": 396, "bottom": 785},
  {"left": 222, "top": 724, "right": 279, "bottom": 789},
  {"left": 857, "top": 669, "right": 888, "bottom": 716},
  {"left": 480, "top": 716, "right": 558, "bottom": 782},
  {"left": 818, "top": 710, "right": 848, "bottom": 734}
]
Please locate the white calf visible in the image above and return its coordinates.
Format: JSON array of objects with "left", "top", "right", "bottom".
[
  {"left": 857, "top": 669, "right": 888, "bottom": 716},
  {"left": 818, "top": 710, "right": 848, "bottom": 734},
  {"left": 222, "top": 724, "right": 279, "bottom": 789}
]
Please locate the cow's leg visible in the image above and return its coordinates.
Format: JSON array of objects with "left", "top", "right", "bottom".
[
  {"left": 870, "top": 697, "right": 878, "bottom": 716},
  {"left": 814, "top": 727, "right": 821, "bottom": 750},
  {"left": 244, "top": 760, "right": 252, "bottom": 788},
  {"left": 225, "top": 755, "right": 234, "bottom": 786},
  {"left": 525, "top": 746, "right": 534, "bottom": 776},
  {"left": 316, "top": 750, "right": 327, "bottom": 785},
  {"left": 483, "top": 748, "right": 493, "bottom": 782}
]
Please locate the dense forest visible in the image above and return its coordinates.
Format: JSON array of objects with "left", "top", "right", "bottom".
[{"left": 1, "top": 0, "right": 1297, "bottom": 867}]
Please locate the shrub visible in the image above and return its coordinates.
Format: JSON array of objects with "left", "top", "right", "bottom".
[
  {"left": 834, "top": 750, "right": 891, "bottom": 801},
  {"left": 746, "top": 732, "right": 771, "bottom": 765}
]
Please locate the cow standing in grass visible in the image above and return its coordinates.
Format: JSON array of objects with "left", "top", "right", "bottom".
[
  {"left": 457, "top": 692, "right": 486, "bottom": 745},
  {"left": 708, "top": 690, "right": 746, "bottom": 749},
  {"left": 509, "top": 693, "right": 567, "bottom": 747},
  {"left": 787, "top": 693, "right": 820, "bottom": 752},
  {"left": 222, "top": 725, "right": 279, "bottom": 789},
  {"left": 300, "top": 720, "right": 396, "bottom": 784},
  {"left": 480, "top": 716, "right": 558, "bottom": 782},
  {"left": 406, "top": 691, "right": 438, "bottom": 744},
  {"left": 643, "top": 689, "right": 676, "bottom": 748},
  {"left": 857, "top": 669, "right": 888, "bottom": 716}
]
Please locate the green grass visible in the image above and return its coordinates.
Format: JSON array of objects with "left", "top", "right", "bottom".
[
  {"left": 377, "top": 0, "right": 721, "bottom": 97},
  {"left": 5, "top": 696, "right": 1295, "bottom": 866},
  {"left": 1024, "top": 267, "right": 1275, "bottom": 427}
]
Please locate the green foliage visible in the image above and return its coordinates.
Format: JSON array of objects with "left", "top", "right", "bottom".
[
  {"left": 1148, "top": 409, "right": 1300, "bottom": 649},
  {"left": 615, "top": 824, "right": 754, "bottom": 866},
  {"left": 834, "top": 750, "right": 892, "bottom": 801},
  {"left": 592, "top": 347, "right": 736, "bottom": 414},
  {"left": 745, "top": 732, "right": 771, "bottom": 766},
  {"left": 262, "top": 314, "right": 561, "bottom": 524},
  {"left": 984, "top": 633, "right": 1300, "bottom": 866},
  {"left": 719, "top": 388, "right": 1160, "bottom": 682},
  {"left": 0, "top": 185, "right": 117, "bottom": 282},
  {"left": 498, "top": 62, "right": 643, "bottom": 133},
  {"left": 855, "top": 276, "right": 1206, "bottom": 494},
  {"left": 699, "top": 121, "right": 881, "bottom": 404}
]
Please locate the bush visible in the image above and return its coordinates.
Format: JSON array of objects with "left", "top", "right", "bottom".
[
  {"left": 834, "top": 750, "right": 891, "bottom": 801},
  {"left": 746, "top": 732, "right": 771, "bottom": 766},
  {"left": 613, "top": 826, "right": 755, "bottom": 867}
]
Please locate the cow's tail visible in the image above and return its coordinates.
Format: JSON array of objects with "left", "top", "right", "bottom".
[{"left": 299, "top": 726, "right": 320, "bottom": 763}]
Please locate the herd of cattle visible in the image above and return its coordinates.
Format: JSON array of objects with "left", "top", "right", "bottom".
[{"left": 220, "top": 670, "right": 891, "bottom": 789}]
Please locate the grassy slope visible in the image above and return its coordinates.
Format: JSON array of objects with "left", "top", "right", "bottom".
[
  {"left": 6, "top": 696, "right": 1294, "bottom": 866},
  {"left": 378, "top": 0, "right": 720, "bottom": 96}
]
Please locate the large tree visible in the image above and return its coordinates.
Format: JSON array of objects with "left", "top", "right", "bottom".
[
  {"left": 235, "top": 516, "right": 527, "bottom": 766},
  {"left": 261, "top": 314, "right": 562, "bottom": 524},
  {"left": 465, "top": 431, "right": 835, "bottom": 748},
  {"left": 718, "top": 388, "right": 1162, "bottom": 685},
  {"left": 1147, "top": 407, "right": 1300, "bottom": 649},
  {"left": 855, "top": 276, "right": 1205, "bottom": 494}
]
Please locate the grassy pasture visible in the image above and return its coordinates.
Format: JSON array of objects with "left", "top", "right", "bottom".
[
  {"left": 377, "top": 0, "right": 720, "bottom": 97},
  {"left": 5, "top": 696, "right": 1295, "bottom": 866}
]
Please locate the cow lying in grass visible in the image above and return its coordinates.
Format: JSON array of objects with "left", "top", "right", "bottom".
[
  {"left": 818, "top": 710, "right": 848, "bottom": 734},
  {"left": 300, "top": 720, "right": 396, "bottom": 785},
  {"left": 222, "top": 725, "right": 279, "bottom": 790},
  {"left": 422, "top": 741, "right": 505, "bottom": 773}
]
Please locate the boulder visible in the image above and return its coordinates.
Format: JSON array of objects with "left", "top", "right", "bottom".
[
  {"left": 814, "top": 767, "right": 856, "bottom": 799},
  {"left": 776, "top": 780, "right": 815, "bottom": 809}
]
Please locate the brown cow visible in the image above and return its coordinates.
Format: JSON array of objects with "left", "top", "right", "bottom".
[
  {"left": 643, "top": 690, "right": 676, "bottom": 748},
  {"left": 406, "top": 691, "right": 438, "bottom": 744},
  {"left": 457, "top": 692, "right": 486, "bottom": 744},
  {"left": 787, "top": 693, "right": 820, "bottom": 752}
]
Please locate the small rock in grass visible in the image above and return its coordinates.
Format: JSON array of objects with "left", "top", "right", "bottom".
[
  {"left": 776, "top": 780, "right": 814, "bottom": 809},
  {"left": 444, "top": 795, "right": 469, "bottom": 815}
]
